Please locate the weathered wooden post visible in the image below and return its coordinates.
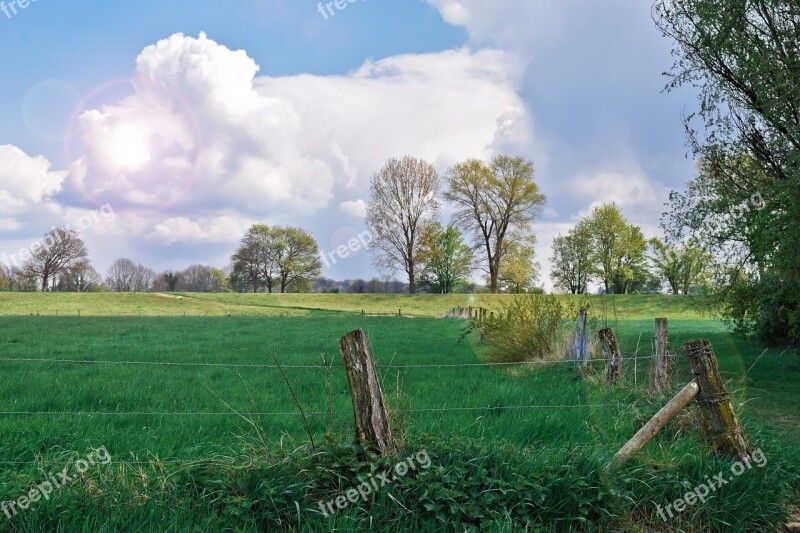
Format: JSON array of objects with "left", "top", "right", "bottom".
[
  {"left": 613, "top": 381, "right": 699, "bottom": 466},
  {"left": 650, "top": 318, "right": 671, "bottom": 396},
  {"left": 338, "top": 329, "right": 397, "bottom": 456},
  {"left": 571, "top": 309, "right": 588, "bottom": 364},
  {"left": 598, "top": 328, "right": 623, "bottom": 385},
  {"left": 684, "top": 339, "right": 750, "bottom": 458}
]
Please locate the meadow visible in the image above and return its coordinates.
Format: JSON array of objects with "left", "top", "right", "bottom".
[{"left": 0, "top": 293, "right": 797, "bottom": 531}]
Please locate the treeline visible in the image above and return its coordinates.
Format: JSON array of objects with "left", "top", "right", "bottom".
[{"left": 550, "top": 203, "right": 711, "bottom": 295}]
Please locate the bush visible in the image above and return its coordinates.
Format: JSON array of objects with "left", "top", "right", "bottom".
[{"left": 473, "top": 295, "right": 578, "bottom": 363}]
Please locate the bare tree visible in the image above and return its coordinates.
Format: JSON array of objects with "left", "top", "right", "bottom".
[
  {"left": 25, "top": 228, "right": 90, "bottom": 291},
  {"left": 56, "top": 261, "right": 102, "bottom": 292},
  {"left": 366, "top": 156, "right": 440, "bottom": 294},
  {"left": 445, "top": 155, "right": 546, "bottom": 294},
  {"left": 106, "top": 258, "right": 137, "bottom": 292}
]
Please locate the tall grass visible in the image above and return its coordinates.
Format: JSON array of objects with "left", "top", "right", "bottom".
[{"left": 0, "top": 312, "right": 796, "bottom": 531}]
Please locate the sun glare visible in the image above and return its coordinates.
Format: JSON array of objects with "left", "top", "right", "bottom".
[{"left": 109, "top": 124, "right": 151, "bottom": 170}]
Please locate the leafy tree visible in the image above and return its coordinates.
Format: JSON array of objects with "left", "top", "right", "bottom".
[
  {"left": 418, "top": 222, "right": 473, "bottom": 294},
  {"left": 655, "top": 0, "right": 800, "bottom": 343},
  {"left": 584, "top": 204, "right": 647, "bottom": 294},
  {"left": 496, "top": 235, "right": 539, "bottom": 294},
  {"left": 366, "top": 156, "right": 440, "bottom": 294},
  {"left": 649, "top": 238, "right": 711, "bottom": 295},
  {"left": 445, "top": 155, "right": 546, "bottom": 293},
  {"left": 610, "top": 225, "right": 648, "bottom": 294},
  {"left": 272, "top": 227, "right": 322, "bottom": 293},
  {"left": 550, "top": 221, "right": 594, "bottom": 294}
]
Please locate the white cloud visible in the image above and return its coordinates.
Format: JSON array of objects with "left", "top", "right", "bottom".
[
  {"left": 0, "top": 145, "right": 64, "bottom": 221},
  {"left": 339, "top": 199, "right": 367, "bottom": 218},
  {"left": 66, "top": 33, "right": 530, "bottom": 221},
  {"left": 147, "top": 215, "right": 255, "bottom": 245}
]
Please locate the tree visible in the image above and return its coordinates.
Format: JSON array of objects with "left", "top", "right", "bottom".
[
  {"left": 550, "top": 221, "right": 594, "bottom": 294},
  {"left": 56, "top": 261, "right": 102, "bottom": 292},
  {"left": 584, "top": 203, "right": 648, "bottom": 294},
  {"left": 496, "top": 235, "right": 539, "bottom": 294},
  {"left": 655, "top": 0, "right": 800, "bottom": 342},
  {"left": 417, "top": 222, "right": 473, "bottom": 294},
  {"left": 366, "top": 156, "right": 440, "bottom": 294},
  {"left": 272, "top": 227, "right": 322, "bottom": 293},
  {"left": 445, "top": 155, "right": 546, "bottom": 294},
  {"left": 160, "top": 271, "right": 181, "bottom": 292},
  {"left": 24, "top": 228, "right": 89, "bottom": 291},
  {"left": 610, "top": 225, "right": 648, "bottom": 294},
  {"left": 650, "top": 238, "right": 711, "bottom": 295},
  {"left": 177, "top": 264, "right": 225, "bottom": 292}
]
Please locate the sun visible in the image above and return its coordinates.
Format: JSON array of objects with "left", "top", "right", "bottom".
[{"left": 109, "top": 124, "right": 151, "bottom": 170}]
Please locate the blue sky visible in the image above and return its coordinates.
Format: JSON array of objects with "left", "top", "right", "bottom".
[{"left": 0, "top": 0, "right": 698, "bottom": 289}]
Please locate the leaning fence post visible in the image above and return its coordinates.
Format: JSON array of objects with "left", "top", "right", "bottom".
[
  {"left": 598, "top": 328, "right": 623, "bottom": 385},
  {"left": 613, "top": 381, "right": 700, "bottom": 466},
  {"left": 338, "top": 329, "right": 397, "bottom": 456},
  {"left": 650, "top": 318, "right": 671, "bottom": 396},
  {"left": 684, "top": 339, "right": 750, "bottom": 458}
]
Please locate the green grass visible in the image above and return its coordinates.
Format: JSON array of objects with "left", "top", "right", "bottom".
[
  {"left": 0, "top": 291, "right": 711, "bottom": 319},
  {"left": 0, "top": 294, "right": 796, "bottom": 531}
]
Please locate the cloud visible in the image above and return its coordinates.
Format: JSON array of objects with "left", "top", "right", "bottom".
[
  {"left": 0, "top": 145, "right": 64, "bottom": 222},
  {"left": 147, "top": 215, "right": 255, "bottom": 245},
  {"left": 67, "top": 33, "right": 530, "bottom": 220},
  {"left": 339, "top": 199, "right": 367, "bottom": 218}
]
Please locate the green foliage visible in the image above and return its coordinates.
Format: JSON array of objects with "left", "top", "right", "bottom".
[
  {"left": 583, "top": 203, "right": 649, "bottom": 294},
  {"left": 231, "top": 224, "right": 321, "bottom": 294},
  {"left": 445, "top": 155, "right": 546, "bottom": 294},
  {"left": 649, "top": 238, "right": 711, "bottom": 295},
  {"left": 495, "top": 234, "right": 540, "bottom": 294},
  {"left": 417, "top": 222, "right": 473, "bottom": 294},
  {"left": 473, "top": 295, "right": 575, "bottom": 363},
  {"left": 550, "top": 220, "right": 594, "bottom": 294},
  {"left": 656, "top": 0, "right": 800, "bottom": 344}
]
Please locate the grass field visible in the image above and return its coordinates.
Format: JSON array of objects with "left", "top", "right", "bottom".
[
  {"left": 0, "top": 293, "right": 797, "bottom": 531},
  {"left": 0, "top": 291, "right": 710, "bottom": 319}
]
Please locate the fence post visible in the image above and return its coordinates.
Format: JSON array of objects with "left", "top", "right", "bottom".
[
  {"left": 598, "top": 328, "right": 622, "bottom": 385},
  {"left": 338, "top": 329, "right": 397, "bottom": 456},
  {"left": 573, "top": 309, "right": 588, "bottom": 364},
  {"left": 613, "top": 381, "right": 700, "bottom": 466},
  {"left": 684, "top": 339, "right": 750, "bottom": 458},
  {"left": 650, "top": 318, "right": 671, "bottom": 396}
]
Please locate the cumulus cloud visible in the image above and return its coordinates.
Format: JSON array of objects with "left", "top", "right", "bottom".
[
  {"left": 339, "top": 199, "right": 367, "bottom": 218},
  {"left": 0, "top": 145, "right": 64, "bottom": 221},
  {"left": 147, "top": 215, "right": 256, "bottom": 245},
  {"left": 67, "top": 33, "right": 530, "bottom": 221}
]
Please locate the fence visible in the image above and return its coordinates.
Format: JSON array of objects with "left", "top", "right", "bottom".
[{"left": 0, "top": 312, "right": 751, "bottom": 467}]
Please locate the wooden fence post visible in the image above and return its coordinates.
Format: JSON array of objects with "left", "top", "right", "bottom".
[
  {"left": 338, "top": 329, "right": 397, "bottom": 456},
  {"left": 650, "top": 318, "right": 671, "bottom": 396},
  {"left": 572, "top": 309, "right": 588, "bottom": 364},
  {"left": 598, "top": 328, "right": 623, "bottom": 385},
  {"left": 613, "top": 381, "right": 699, "bottom": 466},
  {"left": 684, "top": 339, "right": 750, "bottom": 458}
]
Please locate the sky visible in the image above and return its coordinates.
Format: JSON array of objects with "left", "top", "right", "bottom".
[{"left": 0, "top": 0, "right": 699, "bottom": 290}]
